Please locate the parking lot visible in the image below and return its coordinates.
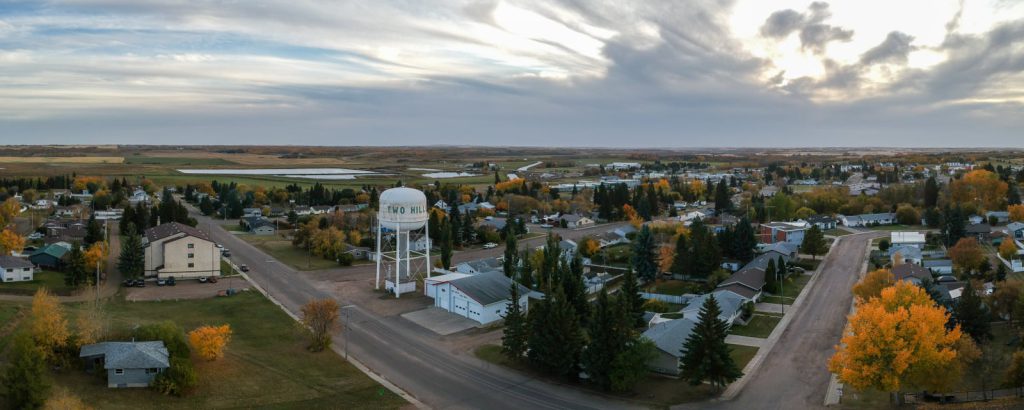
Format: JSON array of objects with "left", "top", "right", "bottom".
[{"left": 125, "top": 276, "right": 251, "bottom": 301}]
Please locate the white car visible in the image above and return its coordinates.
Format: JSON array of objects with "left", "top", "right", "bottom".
[
  {"left": 27, "top": 232, "right": 44, "bottom": 240},
  {"left": 482, "top": 242, "right": 498, "bottom": 249}
]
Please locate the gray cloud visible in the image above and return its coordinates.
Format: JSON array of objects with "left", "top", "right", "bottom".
[
  {"left": 760, "top": 9, "right": 803, "bottom": 38},
  {"left": 759, "top": 2, "right": 854, "bottom": 54},
  {"left": 800, "top": 24, "right": 854, "bottom": 53},
  {"left": 861, "top": 31, "right": 915, "bottom": 64}
]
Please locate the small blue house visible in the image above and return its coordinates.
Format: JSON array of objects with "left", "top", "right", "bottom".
[{"left": 80, "top": 341, "right": 170, "bottom": 388}]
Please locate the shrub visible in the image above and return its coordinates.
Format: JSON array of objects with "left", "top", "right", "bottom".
[{"left": 153, "top": 357, "right": 197, "bottom": 397}]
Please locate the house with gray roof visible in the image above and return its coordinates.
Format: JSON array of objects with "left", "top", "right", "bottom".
[
  {"left": 430, "top": 271, "right": 528, "bottom": 325},
  {"left": 892, "top": 263, "right": 932, "bottom": 284},
  {"left": 839, "top": 212, "right": 896, "bottom": 227},
  {"left": 80, "top": 341, "right": 170, "bottom": 388},
  {"left": 642, "top": 317, "right": 698, "bottom": 375},
  {"left": 923, "top": 259, "right": 953, "bottom": 275},
  {"left": 987, "top": 211, "right": 1010, "bottom": 224},
  {"left": 454, "top": 257, "right": 503, "bottom": 275},
  {"left": 889, "top": 245, "right": 923, "bottom": 266},
  {"left": 1008, "top": 222, "right": 1024, "bottom": 240},
  {"left": 682, "top": 290, "right": 745, "bottom": 326},
  {"left": 716, "top": 267, "right": 766, "bottom": 301},
  {"left": 0, "top": 256, "right": 35, "bottom": 282}
]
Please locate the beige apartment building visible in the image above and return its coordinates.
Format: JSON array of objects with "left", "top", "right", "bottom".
[{"left": 143, "top": 222, "right": 219, "bottom": 279}]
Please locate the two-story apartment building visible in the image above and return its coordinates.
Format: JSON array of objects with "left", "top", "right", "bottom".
[{"left": 143, "top": 222, "right": 219, "bottom": 280}]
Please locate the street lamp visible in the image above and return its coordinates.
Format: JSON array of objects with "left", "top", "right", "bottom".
[{"left": 341, "top": 304, "right": 356, "bottom": 360}]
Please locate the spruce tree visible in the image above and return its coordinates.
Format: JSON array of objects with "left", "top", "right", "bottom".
[
  {"left": 714, "top": 178, "right": 731, "bottom": 214},
  {"left": 764, "top": 258, "right": 778, "bottom": 294},
  {"left": 1, "top": 335, "right": 50, "bottom": 409},
  {"left": 84, "top": 213, "right": 103, "bottom": 246},
  {"left": 953, "top": 281, "right": 992, "bottom": 342},
  {"left": 118, "top": 223, "right": 145, "bottom": 279},
  {"left": 582, "top": 289, "right": 620, "bottom": 390},
  {"left": 503, "top": 229, "right": 518, "bottom": 278},
  {"left": 527, "top": 284, "right": 583, "bottom": 379},
  {"left": 679, "top": 294, "right": 742, "bottom": 391},
  {"left": 565, "top": 251, "right": 590, "bottom": 324},
  {"left": 619, "top": 267, "right": 645, "bottom": 328},
  {"left": 501, "top": 282, "right": 528, "bottom": 360},
  {"left": 801, "top": 225, "right": 827, "bottom": 259},
  {"left": 924, "top": 176, "right": 940, "bottom": 208},
  {"left": 518, "top": 250, "right": 533, "bottom": 289},
  {"left": 439, "top": 218, "right": 453, "bottom": 270},
  {"left": 732, "top": 217, "right": 757, "bottom": 263},
  {"left": 64, "top": 243, "right": 89, "bottom": 288},
  {"left": 670, "top": 233, "right": 688, "bottom": 276},
  {"left": 631, "top": 225, "right": 658, "bottom": 281}
]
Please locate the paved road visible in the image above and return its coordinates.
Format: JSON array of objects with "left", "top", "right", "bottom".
[
  {"left": 705, "top": 232, "right": 883, "bottom": 410},
  {"left": 190, "top": 208, "right": 637, "bottom": 410}
]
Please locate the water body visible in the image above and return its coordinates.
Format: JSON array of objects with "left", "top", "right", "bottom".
[{"left": 422, "top": 172, "right": 479, "bottom": 178}]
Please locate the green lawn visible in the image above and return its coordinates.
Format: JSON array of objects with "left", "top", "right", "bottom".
[
  {"left": 0, "top": 270, "right": 76, "bottom": 296},
  {"left": 43, "top": 292, "right": 405, "bottom": 409},
  {"left": 728, "top": 344, "right": 760, "bottom": 369},
  {"left": 236, "top": 234, "right": 339, "bottom": 271},
  {"left": 648, "top": 280, "right": 702, "bottom": 296},
  {"left": 730, "top": 314, "right": 782, "bottom": 338},
  {"left": 761, "top": 273, "right": 812, "bottom": 305},
  {"left": 0, "top": 301, "right": 27, "bottom": 353}
]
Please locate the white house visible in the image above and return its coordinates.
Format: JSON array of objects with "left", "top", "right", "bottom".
[
  {"left": 128, "top": 189, "right": 150, "bottom": 206},
  {"left": 891, "top": 232, "right": 926, "bottom": 248},
  {"left": 606, "top": 162, "right": 641, "bottom": 171},
  {"left": 424, "top": 272, "right": 471, "bottom": 298},
  {"left": 430, "top": 271, "right": 528, "bottom": 325},
  {"left": 559, "top": 214, "right": 594, "bottom": 229},
  {"left": 143, "top": 222, "right": 219, "bottom": 280},
  {"left": 679, "top": 210, "right": 708, "bottom": 226},
  {"left": 0, "top": 256, "right": 35, "bottom": 282},
  {"left": 454, "top": 257, "right": 503, "bottom": 275},
  {"left": 759, "top": 221, "right": 808, "bottom": 246},
  {"left": 839, "top": 213, "right": 896, "bottom": 227}
]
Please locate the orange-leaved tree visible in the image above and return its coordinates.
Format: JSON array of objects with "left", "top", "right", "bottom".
[
  {"left": 301, "top": 298, "right": 340, "bottom": 352},
  {"left": 950, "top": 170, "right": 1008, "bottom": 211},
  {"left": 1000, "top": 237, "right": 1020, "bottom": 261},
  {"left": 0, "top": 197, "right": 20, "bottom": 227},
  {"left": 851, "top": 269, "right": 894, "bottom": 302},
  {"left": 31, "top": 288, "right": 70, "bottom": 364},
  {"left": 0, "top": 228, "right": 26, "bottom": 255},
  {"left": 1010, "top": 204, "right": 1024, "bottom": 223},
  {"left": 949, "top": 237, "right": 985, "bottom": 274},
  {"left": 83, "top": 242, "right": 108, "bottom": 272},
  {"left": 829, "top": 281, "right": 965, "bottom": 395},
  {"left": 188, "top": 324, "right": 233, "bottom": 361}
]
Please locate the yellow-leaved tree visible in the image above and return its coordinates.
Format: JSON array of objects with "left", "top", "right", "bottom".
[
  {"left": 188, "top": 324, "right": 233, "bottom": 361},
  {"left": 83, "top": 242, "right": 108, "bottom": 271},
  {"left": 1000, "top": 237, "right": 1019, "bottom": 261},
  {"left": 1010, "top": 204, "right": 1024, "bottom": 223},
  {"left": 0, "top": 197, "right": 20, "bottom": 227},
  {"left": 851, "top": 269, "right": 894, "bottom": 302},
  {"left": 829, "top": 281, "right": 966, "bottom": 395},
  {"left": 0, "top": 228, "right": 26, "bottom": 255},
  {"left": 31, "top": 288, "right": 70, "bottom": 364}
]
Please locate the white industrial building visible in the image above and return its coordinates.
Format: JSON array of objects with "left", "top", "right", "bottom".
[{"left": 427, "top": 271, "right": 528, "bottom": 325}]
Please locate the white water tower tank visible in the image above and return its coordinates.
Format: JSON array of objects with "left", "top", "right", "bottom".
[{"left": 378, "top": 187, "right": 428, "bottom": 230}]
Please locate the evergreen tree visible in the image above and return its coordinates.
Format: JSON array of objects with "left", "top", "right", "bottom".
[
  {"left": 449, "top": 203, "right": 463, "bottom": 247},
  {"left": 731, "top": 217, "right": 757, "bottom": 263},
  {"left": 619, "top": 267, "right": 645, "bottom": 328},
  {"left": 565, "top": 251, "right": 590, "bottom": 324},
  {"left": 439, "top": 218, "right": 453, "bottom": 270},
  {"left": 494, "top": 170, "right": 501, "bottom": 185},
  {"left": 540, "top": 233, "right": 561, "bottom": 288},
  {"left": 689, "top": 218, "right": 722, "bottom": 277},
  {"left": 924, "top": 176, "right": 939, "bottom": 208},
  {"left": 581, "top": 289, "right": 623, "bottom": 391},
  {"left": 428, "top": 210, "right": 441, "bottom": 243},
  {"left": 1009, "top": 183, "right": 1021, "bottom": 206},
  {"left": 764, "top": 258, "right": 778, "bottom": 294},
  {"left": 923, "top": 207, "right": 942, "bottom": 229},
  {"left": 84, "top": 213, "right": 103, "bottom": 245},
  {"left": 503, "top": 232, "right": 518, "bottom": 278},
  {"left": 943, "top": 205, "right": 967, "bottom": 247},
  {"left": 518, "top": 250, "right": 534, "bottom": 289},
  {"left": 0, "top": 334, "right": 50, "bottom": 409},
  {"left": 953, "top": 281, "right": 992, "bottom": 342},
  {"left": 714, "top": 178, "right": 731, "bottom": 214},
  {"left": 199, "top": 195, "right": 214, "bottom": 215},
  {"left": 679, "top": 294, "right": 743, "bottom": 391},
  {"left": 118, "top": 223, "right": 146, "bottom": 279},
  {"left": 801, "top": 225, "right": 827, "bottom": 259},
  {"left": 64, "top": 243, "right": 89, "bottom": 288},
  {"left": 501, "top": 282, "right": 528, "bottom": 360},
  {"left": 670, "top": 233, "right": 688, "bottom": 276},
  {"left": 526, "top": 285, "right": 583, "bottom": 379},
  {"left": 631, "top": 225, "right": 658, "bottom": 282}
]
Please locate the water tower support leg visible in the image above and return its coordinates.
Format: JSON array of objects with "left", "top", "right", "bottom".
[{"left": 375, "top": 222, "right": 381, "bottom": 290}]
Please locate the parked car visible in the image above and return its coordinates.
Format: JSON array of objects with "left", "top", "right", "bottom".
[
  {"left": 215, "top": 243, "right": 223, "bottom": 249},
  {"left": 482, "top": 242, "right": 498, "bottom": 249},
  {"left": 239, "top": 264, "right": 249, "bottom": 272},
  {"left": 27, "top": 232, "right": 44, "bottom": 240},
  {"left": 198, "top": 276, "right": 208, "bottom": 283},
  {"left": 167, "top": 276, "right": 176, "bottom": 286},
  {"left": 208, "top": 276, "right": 218, "bottom": 284},
  {"left": 540, "top": 224, "right": 554, "bottom": 229},
  {"left": 157, "top": 278, "right": 167, "bottom": 286},
  {"left": 222, "top": 250, "right": 231, "bottom": 257},
  {"left": 134, "top": 279, "right": 146, "bottom": 287}
]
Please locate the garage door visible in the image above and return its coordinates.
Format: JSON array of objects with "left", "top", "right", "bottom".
[{"left": 453, "top": 297, "right": 470, "bottom": 318}]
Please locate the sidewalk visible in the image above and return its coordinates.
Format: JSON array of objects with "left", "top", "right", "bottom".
[{"left": 726, "top": 334, "right": 766, "bottom": 348}]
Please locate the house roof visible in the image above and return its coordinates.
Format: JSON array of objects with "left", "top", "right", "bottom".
[
  {"left": 891, "top": 231, "right": 926, "bottom": 244},
  {"left": 31, "top": 242, "right": 71, "bottom": 260},
  {"left": 761, "top": 242, "right": 799, "bottom": 256},
  {"left": 0, "top": 255, "right": 33, "bottom": 269},
  {"left": 923, "top": 259, "right": 953, "bottom": 268},
  {"left": 1008, "top": 222, "right": 1024, "bottom": 232},
  {"left": 718, "top": 267, "right": 766, "bottom": 292},
  {"left": 642, "top": 317, "right": 698, "bottom": 357},
  {"left": 716, "top": 283, "right": 758, "bottom": 299},
  {"left": 843, "top": 213, "right": 895, "bottom": 223},
  {"left": 144, "top": 222, "right": 209, "bottom": 243},
  {"left": 807, "top": 215, "right": 837, "bottom": 224},
  {"left": 458, "top": 257, "right": 503, "bottom": 273},
  {"left": 966, "top": 223, "right": 991, "bottom": 234},
  {"left": 682, "top": 290, "right": 745, "bottom": 322},
  {"left": 743, "top": 251, "right": 791, "bottom": 271},
  {"left": 889, "top": 245, "right": 922, "bottom": 260},
  {"left": 892, "top": 264, "right": 932, "bottom": 282},
  {"left": 79, "top": 341, "right": 170, "bottom": 370},
  {"left": 449, "top": 271, "right": 527, "bottom": 306}
]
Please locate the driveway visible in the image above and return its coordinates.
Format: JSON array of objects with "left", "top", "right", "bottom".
[
  {"left": 401, "top": 307, "right": 479, "bottom": 336},
  {"left": 704, "top": 232, "right": 883, "bottom": 410}
]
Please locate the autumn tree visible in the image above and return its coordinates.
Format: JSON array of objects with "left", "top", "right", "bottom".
[
  {"left": 0, "top": 228, "right": 26, "bottom": 255},
  {"left": 895, "top": 204, "right": 920, "bottom": 226},
  {"left": 949, "top": 237, "right": 985, "bottom": 275},
  {"left": 1010, "top": 204, "right": 1024, "bottom": 223},
  {"left": 31, "top": 288, "right": 70, "bottom": 365},
  {"left": 829, "top": 282, "right": 964, "bottom": 396},
  {"left": 83, "top": 242, "right": 107, "bottom": 273},
  {"left": 301, "top": 298, "right": 340, "bottom": 352},
  {"left": 1000, "top": 237, "right": 1020, "bottom": 261},
  {"left": 188, "top": 325, "right": 233, "bottom": 361},
  {"left": 0, "top": 197, "right": 20, "bottom": 227},
  {"left": 74, "top": 297, "right": 106, "bottom": 347},
  {"left": 950, "top": 169, "right": 1008, "bottom": 211},
  {"left": 1, "top": 334, "right": 50, "bottom": 409},
  {"left": 1005, "top": 351, "right": 1024, "bottom": 388},
  {"left": 852, "top": 269, "right": 895, "bottom": 302}
]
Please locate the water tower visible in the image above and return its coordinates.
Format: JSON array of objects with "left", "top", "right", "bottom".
[{"left": 375, "top": 187, "right": 431, "bottom": 297}]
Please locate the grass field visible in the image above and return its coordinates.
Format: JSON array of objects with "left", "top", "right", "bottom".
[
  {"left": 0, "top": 302, "right": 26, "bottom": 353},
  {"left": 236, "top": 234, "right": 339, "bottom": 271},
  {"left": 38, "top": 292, "right": 405, "bottom": 409},
  {"left": 648, "top": 280, "right": 702, "bottom": 296},
  {"left": 730, "top": 314, "right": 782, "bottom": 338},
  {"left": 0, "top": 156, "right": 124, "bottom": 163},
  {"left": 124, "top": 155, "right": 237, "bottom": 166},
  {"left": 0, "top": 270, "right": 76, "bottom": 296}
]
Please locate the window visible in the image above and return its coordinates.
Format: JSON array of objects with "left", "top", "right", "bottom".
[
  {"left": 4, "top": 268, "right": 10, "bottom": 273},
  {"left": 188, "top": 263, "right": 194, "bottom": 268},
  {"left": 115, "top": 369, "right": 124, "bottom": 375},
  {"left": 146, "top": 368, "right": 159, "bottom": 374},
  {"left": 22, "top": 268, "right": 29, "bottom": 271},
  {"left": 187, "top": 253, "right": 194, "bottom": 258},
  {"left": 187, "top": 243, "right": 194, "bottom": 249}
]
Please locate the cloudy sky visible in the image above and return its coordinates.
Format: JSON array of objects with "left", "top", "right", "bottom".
[{"left": 1, "top": 0, "right": 1023, "bottom": 147}]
